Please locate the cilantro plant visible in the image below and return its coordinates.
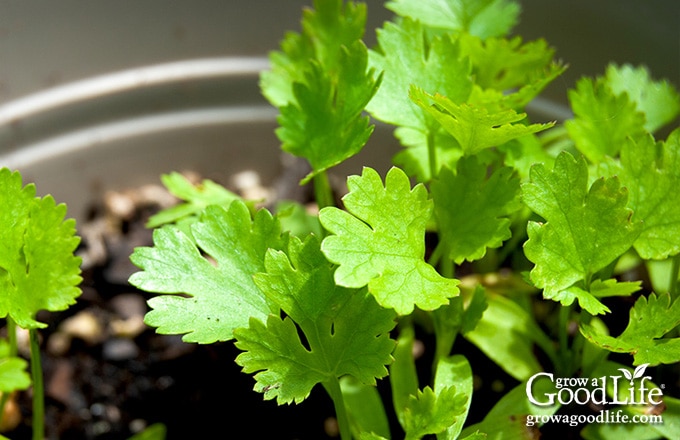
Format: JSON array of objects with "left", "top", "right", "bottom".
[
  {"left": 0, "top": 168, "right": 82, "bottom": 440},
  {"left": 129, "top": 0, "right": 680, "bottom": 438}
]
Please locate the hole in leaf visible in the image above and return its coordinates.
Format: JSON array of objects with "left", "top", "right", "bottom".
[{"left": 294, "top": 321, "right": 311, "bottom": 352}]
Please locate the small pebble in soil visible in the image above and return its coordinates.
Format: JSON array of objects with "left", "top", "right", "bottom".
[
  {"left": 102, "top": 338, "right": 139, "bottom": 361},
  {"left": 109, "top": 293, "right": 147, "bottom": 338},
  {"left": 59, "top": 310, "right": 106, "bottom": 346},
  {"left": 128, "top": 418, "right": 148, "bottom": 434},
  {"left": 104, "top": 191, "right": 136, "bottom": 221},
  {"left": 0, "top": 393, "right": 21, "bottom": 432},
  {"left": 231, "top": 169, "right": 271, "bottom": 201},
  {"left": 46, "top": 331, "right": 72, "bottom": 357},
  {"left": 324, "top": 417, "right": 339, "bottom": 438},
  {"left": 412, "top": 338, "right": 425, "bottom": 360},
  {"left": 46, "top": 359, "right": 75, "bottom": 406}
]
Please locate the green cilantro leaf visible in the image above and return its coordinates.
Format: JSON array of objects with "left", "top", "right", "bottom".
[
  {"left": 234, "top": 235, "right": 396, "bottom": 404},
  {"left": 260, "top": 0, "right": 380, "bottom": 182},
  {"left": 498, "top": 132, "right": 555, "bottom": 180},
  {"left": 589, "top": 278, "right": 641, "bottom": 298},
  {"left": 458, "top": 33, "right": 563, "bottom": 94},
  {"left": 0, "top": 168, "right": 82, "bottom": 329},
  {"left": 129, "top": 201, "right": 286, "bottom": 343},
  {"left": 431, "top": 156, "right": 520, "bottom": 264},
  {"left": 434, "top": 355, "right": 474, "bottom": 439},
  {"left": 411, "top": 86, "right": 555, "bottom": 155},
  {"left": 465, "top": 292, "right": 550, "bottom": 380},
  {"left": 146, "top": 172, "right": 244, "bottom": 228},
  {"left": 274, "top": 200, "right": 323, "bottom": 238},
  {"left": 580, "top": 293, "right": 680, "bottom": 366},
  {"left": 0, "top": 340, "right": 30, "bottom": 393},
  {"left": 522, "top": 152, "right": 641, "bottom": 314},
  {"left": 605, "top": 63, "right": 680, "bottom": 133},
  {"left": 367, "top": 18, "right": 472, "bottom": 130},
  {"left": 386, "top": 0, "right": 520, "bottom": 39},
  {"left": 340, "top": 376, "right": 391, "bottom": 439},
  {"left": 276, "top": 40, "right": 380, "bottom": 183},
  {"left": 565, "top": 75, "right": 646, "bottom": 163},
  {"left": 319, "top": 167, "right": 459, "bottom": 315},
  {"left": 260, "top": 0, "right": 368, "bottom": 107},
  {"left": 461, "top": 376, "right": 559, "bottom": 438},
  {"left": 617, "top": 129, "right": 680, "bottom": 260},
  {"left": 557, "top": 285, "right": 611, "bottom": 316},
  {"left": 402, "top": 385, "right": 467, "bottom": 440}
]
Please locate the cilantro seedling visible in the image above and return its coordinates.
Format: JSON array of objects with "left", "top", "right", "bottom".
[
  {"left": 0, "top": 168, "right": 82, "bottom": 439},
  {"left": 130, "top": 0, "right": 680, "bottom": 438}
]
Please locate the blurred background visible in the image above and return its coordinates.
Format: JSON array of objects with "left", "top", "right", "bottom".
[{"left": 0, "top": 0, "right": 677, "bottom": 218}]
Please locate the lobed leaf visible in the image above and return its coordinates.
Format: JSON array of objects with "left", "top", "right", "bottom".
[
  {"left": 522, "top": 151, "right": 641, "bottom": 314},
  {"left": 617, "top": 129, "right": 680, "bottom": 260},
  {"left": 0, "top": 340, "right": 30, "bottom": 393},
  {"left": 580, "top": 293, "right": 680, "bottom": 366},
  {"left": 129, "top": 201, "right": 286, "bottom": 343},
  {"left": 260, "top": 0, "right": 367, "bottom": 107},
  {"left": 411, "top": 86, "right": 554, "bottom": 155},
  {"left": 558, "top": 279, "right": 641, "bottom": 316},
  {"left": 431, "top": 156, "right": 520, "bottom": 264},
  {"left": 146, "top": 172, "right": 244, "bottom": 228},
  {"left": 605, "top": 63, "right": 680, "bottom": 133},
  {"left": 234, "top": 235, "right": 396, "bottom": 404},
  {"left": 458, "top": 33, "right": 562, "bottom": 93},
  {"left": 402, "top": 385, "right": 467, "bottom": 440},
  {"left": 0, "top": 168, "right": 82, "bottom": 329},
  {"left": 386, "top": 0, "right": 520, "bottom": 39},
  {"left": 319, "top": 167, "right": 459, "bottom": 315},
  {"left": 276, "top": 41, "right": 380, "bottom": 183},
  {"left": 565, "top": 76, "right": 646, "bottom": 163},
  {"left": 434, "top": 355, "right": 474, "bottom": 439},
  {"left": 367, "top": 18, "right": 473, "bottom": 130}
]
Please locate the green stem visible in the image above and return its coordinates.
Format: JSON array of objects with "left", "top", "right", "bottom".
[
  {"left": 324, "top": 378, "right": 352, "bottom": 440},
  {"left": 426, "top": 128, "right": 437, "bottom": 181},
  {"left": 496, "top": 208, "right": 531, "bottom": 264},
  {"left": 431, "top": 308, "right": 458, "bottom": 378},
  {"left": 7, "top": 319, "right": 16, "bottom": 357},
  {"left": 440, "top": 254, "right": 454, "bottom": 279},
  {"left": 0, "top": 318, "right": 18, "bottom": 429},
  {"left": 313, "top": 170, "right": 335, "bottom": 212},
  {"left": 29, "top": 329, "right": 44, "bottom": 440},
  {"left": 564, "top": 275, "right": 594, "bottom": 376},
  {"left": 574, "top": 310, "right": 593, "bottom": 372},
  {"left": 557, "top": 304, "right": 572, "bottom": 376},
  {"left": 427, "top": 240, "right": 445, "bottom": 268},
  {"left": 669, "top": 254, "right": 680, "bottom": 300}
]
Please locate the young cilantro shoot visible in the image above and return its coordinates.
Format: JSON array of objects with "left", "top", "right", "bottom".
[{"left": 130, "top": 1, "right": 680, "bottom": 439}]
